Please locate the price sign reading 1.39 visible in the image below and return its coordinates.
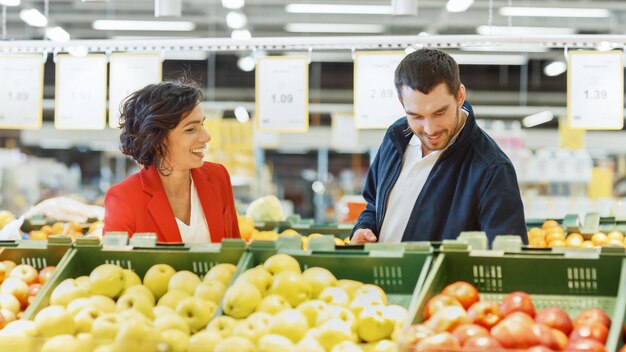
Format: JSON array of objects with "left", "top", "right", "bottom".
[
  {"left": 256, "top": 56, "right": 308, "bottom": 132},
  {"left": 567, "top": 50, "right": 624, "bottom": 130},
  {"left": 354, "top": 51, "right": 406, "bottom": 129},
  {"left": 0, "top": 55, "right": 44, "bottom": 129}
]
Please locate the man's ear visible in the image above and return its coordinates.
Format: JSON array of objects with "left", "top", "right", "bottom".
[{"left": 457, "top": 83, "right": 466, "bottom": 106}]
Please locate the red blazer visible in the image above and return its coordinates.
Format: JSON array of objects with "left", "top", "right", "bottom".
[{"left": 103, "top": 162, "right": 241, "bottom": 243}]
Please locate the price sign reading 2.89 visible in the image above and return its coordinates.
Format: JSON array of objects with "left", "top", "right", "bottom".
[{"left": 0, "top": 55, "right": 44, "bottom": 129}]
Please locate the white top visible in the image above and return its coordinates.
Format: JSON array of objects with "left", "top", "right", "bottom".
[{"left": 176, "top": 177, "right": 211, "bottom": 243}]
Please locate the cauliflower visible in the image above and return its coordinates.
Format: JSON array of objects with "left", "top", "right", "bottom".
[{"left": 245, "top": 195, "right": 285, "bottom": 222}]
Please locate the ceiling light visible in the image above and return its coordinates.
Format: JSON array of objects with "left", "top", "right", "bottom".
[
  {"left": 476, "top": 25, "right": 575, "bottom": 36},
  {"left": 543, "top": 61, "right": 567, "bottom": 77},
  {"left": 522, "top": 111, "right": 553, "bottom": 128},
  {"left": 499, "top": 7, "right": 610, "bottom": 18},
  {"left": 392, "top": 0, "right": 417, "bottom": 16},
  {"left": 231, "top": 29, "right": 251, "bottom": 40},
  {"left": 285, "top": 23, "right": 385, "bottom": 34},
  {"left": 222, "top": 0, "right": 244, "bottom": 10},
  {"left": 45, "top": 27, "right": 70, "bottom": 42},
  {"left": 92, "top": 20, "right": 195, "bottom": 31},
  {"left": 0, "top": 0, "right": 20, "bottom": 6},
  {"left": 234, "top": 106, "right": 250, "bottom": 123},
  {"left": 155, "top": 0, "right": 182, "bottom": 17},
  {"left": 451, "top": 54, "right": 527, "bottom": 66},
  {"left": 19, "top": 8, "right": 47, "bottom": 27},
  {"left": 285, "top": 4, "right": 392, "bottom": 15},
  {"left": 446, "top": 0, "right": 473, "bottom": 13},
  {"left": 237, "top": 56, "right": 255, "bottom": 72},
  {"left": 226, "top": 11, "right": 247, "bottom": 29}
]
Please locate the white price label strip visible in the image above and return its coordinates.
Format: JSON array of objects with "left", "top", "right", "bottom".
[
  {"left": 255, "top": 56, "right": 308, "bottom": 132},
  {"left": 55, "top": 55, "right": 108, "bottom": 130},
  {"left": 109, "top": 53, "right": 162, "bottom": 128},
  {"left": 0, "top": 55, "right": 44, "bottom": 129},
  {"left": 567, "top": 50, "right": 624, "bottom": 130},
  {"left": 354, "top": 51, "right": 406, "bottom": 129}
]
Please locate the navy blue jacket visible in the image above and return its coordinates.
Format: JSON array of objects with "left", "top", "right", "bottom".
[{"left": 352, "top": 102, "right": 527, "bottom": 243}]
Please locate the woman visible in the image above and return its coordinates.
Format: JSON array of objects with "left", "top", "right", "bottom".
[{"left": 103, "top": 80, "right": 240, "bottom": 243}]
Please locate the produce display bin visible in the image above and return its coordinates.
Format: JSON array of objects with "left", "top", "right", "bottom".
[
  {"left": 406, "top": 244, "right": 626, "bottom": 351},
  {"left": 0, "top": 242, "right": 70, "bottom": 271}
]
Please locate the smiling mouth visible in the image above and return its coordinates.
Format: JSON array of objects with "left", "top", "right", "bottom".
[{"left": 191, "top": 145, "right": 207, "bottom": 156}]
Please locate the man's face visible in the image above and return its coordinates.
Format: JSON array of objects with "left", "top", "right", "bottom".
[{"left": 400, "top": 82, "right": 466, "bottom": 153}]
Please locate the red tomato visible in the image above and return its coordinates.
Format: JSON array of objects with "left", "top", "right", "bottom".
[
  {"left": 491, "top": 313, "right": 539, "bottom": 349},
  {"left": 467, "top": 301, "right": 503, "bottom": 330},
  {"left": 424, "top": 306, "right": 471, "bottom": 333},
  {"left": 570, "top": 321, "right": 609, "bottom": 344},
  {"left": 565, "top": 338, "right": 607, "bottom": 352},
  {"left": 414, "top": 332, "right": 461, "bottom": 351},
  {"left": 499, "top": 291, "right": 536, "bottom": 317},
  {"left": 527, "top": 347, "right": 555, "bottom": 352},
  {"left": 400, "top": 324, "right": 434, "bottom": 346},
  {"left": 574, "top": 308, "right": 611, "bottom": 329},
  {"left": 463, "top": 335, "right": 503, "bottom": 349},
  {"left": 536, "top": 307, "right": 573, "bottom": 335},
  {"left": 441, "top": 281, "right": 480, "bottom": 310},
  {"left": 423, "top": 294, "right": 464, "bottom": 320},
  {"left": 552, "top": 328, "right": 570, "bottom": 350},
  {"left": 619, "top": 344, "right": 626, "bottom": 352},
  {"left": 451, "top": 323, "right": 489, "bottom": 345},
  {"left": 531, "top": 323, "right": 560, "bottom": 350},
  {"left": 37, "top": 266, "right": 56, "bottom": 285}
]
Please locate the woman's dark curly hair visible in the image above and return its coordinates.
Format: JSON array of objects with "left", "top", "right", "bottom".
[{"left": 118, "top": 80, "right": 203, "bottom": 174}]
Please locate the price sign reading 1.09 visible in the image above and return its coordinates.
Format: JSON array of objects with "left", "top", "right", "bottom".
[
  {"left": 567, "top": 51, "right": 624, "bottom": 130},
  {"left": 0, "top": 55, "right": 44, "bottom": 129}
]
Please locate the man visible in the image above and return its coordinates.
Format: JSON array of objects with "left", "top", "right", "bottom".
[{"left": 351, "top": 48, "right": 527, "bottom": 244}]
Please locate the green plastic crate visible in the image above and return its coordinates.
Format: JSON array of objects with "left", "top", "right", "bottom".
[
  {"left": 0, "top": 244, "right": 70, "bottom": 271},
  {"left": 408, "top": 249, "right": 626, "bottom": 351}
]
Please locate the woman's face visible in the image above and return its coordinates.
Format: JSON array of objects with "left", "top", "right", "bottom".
[{"left": 162, "top": 103, "right": 211, "bottom": 172}]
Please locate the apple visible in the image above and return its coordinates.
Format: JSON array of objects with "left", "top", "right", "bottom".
[
  {"left": 296, "top": 336, "right": 326, "bottom": 352},
  {"left": 188, "top": 330, "right": 223, "bottom": 352},
  {"left": 175, "top": 297, "right": 216, "bottom": 333},
  {"left": 38, "top": 266, "right": 56, "bottom": 285},
  {"left": 2, "top": 320, "right": 38, "bottom": 336},
  {"left": 499, "top": 291, "right": 536, "bottom": 317},
  {"left": 565, "top": 338, "right": 607, "bottom": 352},
  {"left": 222, "top": 281, "right": 262, "bottom": 319},
  {"left": 365, "top": 339, "right": 396, "bottom": 352},
  {"left": 153, "top": 305, "right": 178, "bottom": 319},
  {"left": 0, "top": 309, "right": 15, "bottom": 326},
  {"left": 206, "top": 314, "right": 238, "bottom": 338},
  {"left": 574, "top": 307, "right": 611, "bottom": 329},
  {"left": 74, "top": 276, "right": 91, "bottom": 290},
  {"left": 0, "top": 293, "right": 21, "bottom": 314},
  {"left": 204, "top": 263, "right": 237, "bottom": 286},
  {"left": 424, "top": 294, "right": 464, "bottom": 320},
  {"left": 535, "top": 307, "right": 573, "bottom": 335},
  {"left": 91, "top": 313, "right": 119, "bottom": 340},
  {"left": 9, "top": 264, "right": 38, "bottom": 285},
  {"left": 0, "top": 277, "right": 28, "bottom": 307},
  {"left": 74, "top": 306, "right": 105, "bottom": 333},
  {"left": 116, "top": 292, "right": 155, "bottom": 319},
  {"left": 414, "top": 332, "right": 461, "bottom": 351},
  {"left": 315, "top": 318, "right": 355, "bottom": 351},
  {"left": 297, "top": 299, "right": 328, "bottom": 327},
  {"left": 357, "top": 306, "right": 395, "bottom": 342},
  {"left": 232, "top": 314, "right": 270, "bottom": 343},
  {"left": 384, "top": 304, "right": 408, "bottom": 325},
  {"left": 121, "top": 269, "right": 141, "bottom": 290},
  {"left": 121, "top": 285, "right": 155, "bottom": 306},
  {"left": 50, "top": 278, "right": 89, "bottom": 307},
  {"left": 115, "top": 308, "right": 152, "bottom": 326},
  {"left": 316, "top": 305, "right": 356, "bottom": 330},
  {"left": 27, "top": 283, "right": 42, "bottom": 304},
  {"left": 0, "top": 262, "right": 9, "bottom": 285},
  {"left": 234, "top": 266, "right": 273, "bottom": 295},
  {"left": 2, "top": 260, "right": 16, "bottom": 273},
  {"left": 269, "top": 308, "right": 309, "bottom": 343},
  {"left": 114, "top": 321, "right": 159, "bottom": 352},
  {"left": 157, "top": 289, "right": 190, "bottom": 309},
  {"left": 41, "top": 334, "right": 82, "bottom": 352},
  {"left": 329, "top": 340, "right": 362, "bottom": 352},
  {"left": 142, "top": 263, "right": 176, "bottom": 300},
  {"left": 424, "top": 306, "right": 471, "bottom": 333},
  {"left": 89, "top": 264, "right": 125, "bottom": 298},
  {"left": 355, "top": 284, "right": 387, "bottom": 305},
  {"left": 264, "top": 253, "right": 301, "bottom": 275},
  {"left": 467, "top": 300, "right": 502, "bottom": 329},
  {"left": 256, "top": 294, "right": 292, "bottom": 314},
  {"left": 349, "top": 293, "right": 385, "bottom": 317},
  {"left": 257, "top": 333, "right": 295, "bottom": 352},
  {"left": 34, "top": 305, "right": 76, "bottom": 337},
  {"left": 398, "top": 324, "right": 434, "bottom": 346},
  {"left": 570, "top": 321, "right": 609, "bottom": 344},
  {"left": 452, "top": 323, "right": 489, "bottom": 345},
  {"left": 463, "top": 335, "right": 504, "bottom": 349},
  {"left": 490, "top": 314, "right": 539, "bottom": 349},
  {"left": 194, "top": 280, "right": 226, "bottom": 304},
  {"left": 269, "top": 271, "right": 312, "bottom": 307},
  {"left": 0, "top": 331, "right": 31, "bottom": 352},
  {"left": 302, "top": 267, "right": 337, "bottom": 298},
  {"left": 89, "top": 295, "right": 117, "bottom": 313},
  {"left": 153, "top": 313, "right": 190, "bottom": 334},
  {"left": 213, "top": 336, "right": 256, "bottom": 352},
  {"left": 336, "top": 279, "right": 363, "bottom": 299},
  {"left": 318, "top": 287, "right": 350, "bottom": 306},
  {"left": 159, "top": 328, "right": 189, "bottom": 352},
  {"left": 441, "top": 281, "right": 480, "bottom": 310},
  {"left": 168, "top": 270, "right": 201, "bottom": 296}
]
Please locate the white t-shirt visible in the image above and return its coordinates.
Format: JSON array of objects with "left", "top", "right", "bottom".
[{"left": 175, "top": 177, "right": 211, "bottom": 243}]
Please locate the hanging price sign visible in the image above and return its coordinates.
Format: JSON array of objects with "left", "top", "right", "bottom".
[
  {"left": 567, "top": 50, "right": 624, "bottom": 130},
  {"left": 255, "top": 56, "right": 308, "bottom": 132},
  {"left": 354, "top": 51, "right": 406, "bottom": 129},
  {"left": 0, "top": 55, "right": 44, "bottom": 129},
  {"left": 55, "top": 55, "right": 107, "bottom": 130}
]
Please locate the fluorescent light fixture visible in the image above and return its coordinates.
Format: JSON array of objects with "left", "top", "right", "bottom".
[
  {"left": 231, "top": 29, "right": 251, "bottom": 40},
  {"left": 226, "top": 11, "right": 247, "bottom": 29},
  {"left": 446, "top": 0, "right": 473, "bottom": 13},
  {"left": 19, "top": 8, "right": 47, "bottom": 27},
  {"left": 285, "top": 4, "right": 392, "bottom": 15},
  {"left": 461, "top": 44, "right": 548, "bottom": 53},
  {"left": 222, "top": 0, "right": 244, "bottom": 10},
  {"left": 45, "top": 27, "right": 70, "bottom": 42},
  {"left": 0, "top": 0, "right": 20, "bottom": 6},
  {"left": 68, "top": 46, "right": 89, "bottom": 57},
  {"left": 543, "top": 61, "right": 566, "bottom": 77},
  {"left": 522, "top": 111, "right": 553, "bottom": 128},
  {"left": 451, "top": 54, "right": 527, "bottom": 66},
  {"left": 234, "top": 106, "right": 250, "bottom": 123},
  {"left": 237, "top": 56, "right": 255, "bottom": 72},
  {"left": 93, "top": 20, "right": 195, "bottom": 31},
  {"left": 285, "top": 23, "right": 385, "bottom": 33},
  {"left": 392, "top": 0, "right": 417, "bottom": 16},
  {"left": 500, "top": 7, "right": 610, "bottom": 18},
  {"left": 155, "top": 0, "right": 182, "bottom": 17},
  {"left": 476, "top": 25, "right": 575, "bottom": 35}
]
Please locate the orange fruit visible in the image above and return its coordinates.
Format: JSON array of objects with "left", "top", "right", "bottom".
[
  {"left": 581, "top": 241, "right": 596, "bottom": 248},
  {"left": 548, "top": 239, "right": 567, "bottom": 248},
  {"left": 565, "top": 233, "right": 584, "bottom": 248},
  {"left": 607, "top": 230, "right": 624, "bottom": 242},
  {"left": 542, "top": 220, "right": 560, "bottom": 229},
  {"left": 545, "top": 230, "right": 566, "bottom": 243},
  {"left": 591, "top": 232, "right": 608, "bottom": 246},
  {"left": 606, "top": 239, "right": 625, "bottom": 247},
  {"left": 529, "top": 238, "right": 547, "bottom": 248},
  {"left": 528, "top": 228, "right": 546, "bottom": 241}
]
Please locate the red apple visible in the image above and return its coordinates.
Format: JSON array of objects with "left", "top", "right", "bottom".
[
  {"left": 467, "top": 301, "right": 503, "bottom": 329},
  {"left": 565, "top": 338, "right": 607, "bottom": 352},
  {"left": 499, "top": 291, "right": 536, "bottom": 317},
  {"left": 574, "top": 308, "right": 611, "bottom": 329},
  {"left": 536, "top": 307, "right": 573, "bottom": 335},
  {"left": 491, "top": 314, "right": 540, "bottom": 349},
  {"left": 532, "top": 323, "right": 560, "bottom": 350},
  {"left": 9, "top": 264, "right": 38, "bottom": 285},
  {"left": 0, "top": 278, "right": 28, "bottom": 308},
  {"left": 463, "top": 335, "right": 503, "bottom": 349},
  {"left": 424, "top": 306, "right": 471, "bottom": 333},
  {"left": 400, "top": 324, "right": 434, "bottom": 346},
  {"left": 424, "top": 294, "right": 464, "bottom": 320},
  {"left": 38, "top": 266, "right": 56, "bottom": 285},
  {"left": 452, "top": 323, "right": 489, "bottom": 345},
  {"left": 27, "top": 283, "right": 42, "bottom": 305},
  {"left": 552, "top": 328, "right": 570, "bottom": 350},
  {"left": 441, "top": 281, "right": 480, "bottom": 310},
  {"left": 570, "top": 321, "right": 609, "bottom": 344},
  {"left": 414, "top": 332, "right": 461, "bottom": 351}
]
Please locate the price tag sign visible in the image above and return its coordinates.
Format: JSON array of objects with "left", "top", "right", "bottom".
[
  {"left": 0, "top": 55, "right": 44, "bottom": 129},
  {"left": 354, "top": 51, "right": 406, "bottom": 129},
  {"left": 567, "top": 50, "right": 624, "bottom": 130},
  {"left": 55, "top": 55, "right": 107, "bottom": 130},
  {"left": 255, "top": 56, "right": 308, "bottom": 132},
  {"left": 331, "top": 112, "right": 358, "bottom": 148},
  {"left": 109, "top": 54, "right": 162, "bottom": 128}
]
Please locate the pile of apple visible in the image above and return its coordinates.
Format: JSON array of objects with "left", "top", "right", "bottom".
[
  {"left": 212, "top": 253, "right": 406, "bottom": 352},
  {"left": 400, "top": 281, "right": 612, "bottom": 351},
  {"left": 0, "top": 261, "right": 55, "bottom": 326},
  {"left": 1, "top": 261, "right": 238, "bottom": 352}
]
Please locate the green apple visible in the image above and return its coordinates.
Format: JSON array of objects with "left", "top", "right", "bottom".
[
  {"left": 222, "top": 282, "right": 262, "bottom": 319},
  {"left": 159, "top": 328, "right": 189, "bottom": 352},
  {"left": 336, "top": 279, "right": 363, "bottom": 300},
  {"left": 355, "top": 284, "right": 387, "bottom": 305},
  {"left": 296, "top": 336, "right": 326, "bottom": 352},
  {"left": 318, "top": 287, "right": 350, "bottom": 306},
  {"left": 234, "top": 266, "right": 273, "bottom": 295},
  {"left": 50, "top": 278, "right": 89, "bottom": 307},
  {"left": 315, "top": 318, "right": 355, "bottom": 351},
  {"left": 2, "top": 320, "right": 38, "bottom": 336},
  {"left": 330, "top": 340, "right": 364, "bottom": 352},
  {"left": 296, "top": 299, "right": 327, "bottom": 327},
  {"left": 74, "top": 306, "right": 105, "bottom": 333},
  {"left": 188, "top": 330, "right": 222, "bottom": 352},
  {"left": 168, "top": 270, "right": 201, "bottom": 295},
  {"left": 0, "top": 331, "right": 31, "bottom": 352},
  {"left": 194, "top": 280, "right": 226, "bottom": 304},
  {"left": 232, "top": 313, "right": 270, "bottom": 343},
  {"left": 92, "top": 344, "right": 119, "bottom": 352},
  {"left": 89, "top": 264, "right": 125, "bottom": 298},
  {"left": 349, "top": 294, "right": 385, "bottom": 317},
  {"left": 302, "top": 267, "right": 337, "bottom": 298},
  {"left": 356, "top": 306, "right": 394, "bottom": 342},
  {"left": 0, "top": 293, "right": 20, "bottom": 314},
  {"left": 142, "top": 264, "right": 176, "bottom": 300},
  {"left": 153, "top": 305, "right": 178, "bottom": 318},
  {"left": 157, "top": 289, "right": 190, "bottom": 309},
  {"left": 115, "top": 307, "right": 153, "bottom": 326},
  {"left": 383, "top": 304, "right": 408, "bottom": 325},
  {"left": 41, "top": 334, "right": 82, "bottom": 352},
  {"left": 263, "top": 253, "right": 301, "bottom": 275},
  {"left": 91, "top": 313, "right": 119, "bottom": 340},
  {"left": 153, "top": 313, "right": 190, "bottom": 335},
  {"left": 89, "top": 295, "right": 117, "bottom": 314},
  {"left": 257, "top": 334, "right": 294, "bottom": 352},
  {"left": 256, "top": 294, "right": 292, "bottom": 314},
  {"left": 206, "top": 315, "right": 239, "bottom": 338},
  {"left": 316, "top": 305, "right": 356, "bottom": 331},
  {"left": 66, "top": 297, "right": 91, "bottom": 316},
  {"left": 115, "top": 321, "right": 159, "bottom": 352},
  {"left": 122, "top": 269, "right": 141, "bottom": 290},
  {"left": 0, "top": 278, "right": 28, "bottom": 307},
  {"left": 116, "top": 292, "right": 155, "bottom": 319},
  {"left": 121, "top": 285, "right": 155, "bottom": 306},
  {"left": 269, "top": 308, "right": 308, "bottom": 343},
  {"left": 365, "top": 339, "right": 395, "bottom": 352},
  {"left": 269, "top": 271, "right": 312, "bottom": 307},
  {"left": 76, "top": 332, "right": 96, "bottom": 351},
  {"left": 175, "top": 297, "right": 216, "bottom": 333},
  {"left": 213, "top": 336, "right": 256, "bottom": 352},
  {"left": 74, "top": 276, "right": 91, "bottom": 290},
  {"left": 34, "top": 305, "right": 76, "bottom": 337},
  {"left": 204, "top": 263, "right": 237, "bottom": 286}
]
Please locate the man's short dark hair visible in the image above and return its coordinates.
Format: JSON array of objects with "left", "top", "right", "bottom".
[
  {"left": 394, "top": 48, "right": 461, "bottom": 99},
  {"left": 118, "top": 80, "right": 203, "bottom": 173}
]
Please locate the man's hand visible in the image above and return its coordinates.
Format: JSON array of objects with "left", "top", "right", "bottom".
[{"left": 350, "top": 228, "right": 377, "bottom": 244}]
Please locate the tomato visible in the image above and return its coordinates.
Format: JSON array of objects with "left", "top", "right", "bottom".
[
  {"left": 414, "top": 332, "right": 461, "bottom": 351},
  {"left": 535, "top": 307, "right": 573, "bottom": 335},
  {"left": 531, "top": 323, "right": 560, "bottom": 350},
  {"left": 451, "top": 323, "right": 489, "bottom": 345},
  {"left": 499, "top": 291, "right": 536, "bottom": 317},
  {"left": 441, "top": 281, "right": 480, "bottom": 310},
  {"left": 399, "top": 324, "right": 434, "bottom": 346},
  {"left": 565, "top": 338, "right": 607, "bottom": 352},
  {"left": 463, "top": 335, "right": 503, "bottom": 349},
  {"left": 491, "top": 314, "right": 540, "bottom": 349},
  {"left": 574, "top": 308, "right": 611, "bottom": 329},
  {"left": 570, "top": 321, "right": 609, "bottom": 344},
  {"left": 424, "top": 306, "right": 471, "bottom": 333},
  {"left": 467, "top": 301, "right": 503, "bottom": 330},
  {"left": 423, "top": 294, "right": 464, "bottom": 320}
]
